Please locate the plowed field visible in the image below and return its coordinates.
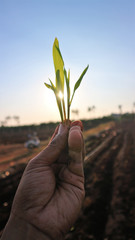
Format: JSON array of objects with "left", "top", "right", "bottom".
[
  {"left": 1, "top": 121, "right": 135, "bottom": 239},
  {"left": 65, "top": 121, "right": 135, "bottom": 240}
]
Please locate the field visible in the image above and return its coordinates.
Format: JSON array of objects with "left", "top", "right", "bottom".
[
  {"left": 66, "top": 120, "right": 135, "bottom": 240},
  {"left": 0, "top": 140, "right": 49, "bottom": 171},
  {"left": 0, "top": 119, "right": 135, "bottom": 239},
  {"left": 0, "top": 119, "right": 113, "bottom": 171}
]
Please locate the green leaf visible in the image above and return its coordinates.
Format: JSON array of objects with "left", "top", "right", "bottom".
[
  {"left": 64, "top": 69, "right": 69, "bottom": 89},
  {"left": 70, "top": 65, "right": 89, "bottom": 105},
  {"left": 64, "top": 68, "right": 71, "bottom": 120},
  {"left": 56, "top": 70, "right": 62, "bottom": 92},
  {"left": 44, "top": 82, "right": 53, "bottom": 90},
  {"left": 55, "top": 46, "right": 64, "bottom": 64},
  {"left": 53, "top": 38, "right": 64, "bottom": 92},
  {"left": 68, "top": 69, "right": 70, "bottom": 82},
  {"left": 55, "top": 96, "right": 63, "bottom": 122},
  {"left": 68, "top": 69, "right": 70, "bottom": 100},
  {"left": 74, "top": 65, "right": 89, "bottom": 92},
  {"left": 45, "top": 78, "right": 63, "bottom": 122},
  {"left": 49, "top": 79, "right": 56, "bottom": 91}
]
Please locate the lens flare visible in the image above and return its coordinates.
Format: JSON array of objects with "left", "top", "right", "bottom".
[{"left": 58, "top": 91, "right": 63, "bottom": 99}]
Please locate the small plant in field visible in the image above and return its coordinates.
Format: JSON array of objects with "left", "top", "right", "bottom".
[{"left": 44, "top": 38, "right": 89, "bottom": 123}]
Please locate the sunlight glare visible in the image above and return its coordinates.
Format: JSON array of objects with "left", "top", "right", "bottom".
[{"left": 58, "top": 91, "right": 63, "bottom": 99}]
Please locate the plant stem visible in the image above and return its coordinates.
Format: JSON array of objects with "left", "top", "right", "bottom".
[
  {"left": 62, "top": 99, "right": 66, "bottom": 121},
  {"left": 56, "top": 97, "right": 63, "bottom": 122},
  {"left": 68, "top": 103, "right": 70, "bottom": 120},
  {"left": 66, "top": 85, "right": 69, "bottom": 121}
]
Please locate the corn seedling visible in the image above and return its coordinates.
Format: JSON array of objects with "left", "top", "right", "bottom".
[{"left": 44, "top": 38, "right": 89, "bottom": 123}]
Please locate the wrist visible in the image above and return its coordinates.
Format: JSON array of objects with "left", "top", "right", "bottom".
[{"left": 1, "top": 214, "right": 52, "bottom": 240}]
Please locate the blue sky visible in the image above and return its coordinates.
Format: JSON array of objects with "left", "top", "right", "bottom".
[{"left": 0, "top": 0, "right": 135, "bottom": 125}]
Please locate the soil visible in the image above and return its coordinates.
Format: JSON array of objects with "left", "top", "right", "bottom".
[
  {"left": 0, "top": 120, "right": 135, "bottom": 239},
  {"left": 65, "top": 121, "right": 135, "bottom": 240},
  {"left": 0, "top": 140, "right": 49, "bottom": 171}
]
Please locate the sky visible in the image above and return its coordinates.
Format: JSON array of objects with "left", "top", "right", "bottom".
[{"left": 0, "top": 0, "right": 135, "bottom": 125}]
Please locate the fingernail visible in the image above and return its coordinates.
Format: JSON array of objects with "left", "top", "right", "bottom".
[
  {"left": 70, "top": 125, "right": 81, "bottom": 132},
  {"left": 71, "top": 121, "right": 83, "bottom": 131}
]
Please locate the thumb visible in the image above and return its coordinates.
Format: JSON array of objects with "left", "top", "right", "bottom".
[
  {"left": 34, "top": 124, "right": 69, "bottom": 165},
  {"left": 68, "top": 124, "right": 84, "bottom": 176}
]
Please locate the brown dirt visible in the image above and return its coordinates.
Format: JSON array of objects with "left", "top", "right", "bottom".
[
  {"left": 0, "top": 140, "right": 49, "bottom": 171},
  {"left": 1, "top": 121, "right": 135, "bottom": 239},
  {"left": 0, "top": 122, "right": 113, "bottom": 172},
  {"left": 65, "top": 121, "right": 135, "bottom": 240}
]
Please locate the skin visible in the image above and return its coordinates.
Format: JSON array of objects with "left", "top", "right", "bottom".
[{"left": 1, "top": 121, "right": 85, "bottom": 240}]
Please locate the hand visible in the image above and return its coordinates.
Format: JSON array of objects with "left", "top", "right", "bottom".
[{"left": 2, "top": 121, "right": 85, "bottom": 240}]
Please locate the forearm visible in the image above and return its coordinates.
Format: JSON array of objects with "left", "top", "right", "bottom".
[{"left": 1, "top": 214, "right": 52, "bottom": 240}]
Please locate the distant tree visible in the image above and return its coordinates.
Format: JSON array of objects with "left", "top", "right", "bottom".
[
  {"left": 5, "top": 116, "right": 11, "bottom": 121},
  {"left": 72, "top": 109, "right": 79, "bottom": 115},
  {"left": 88, "top": 105, "right": 96, "bottom": 119},
  {"left": 118, "top": 105, "right": 122, "bottom": 115},
  {"left": 88, "top": 107, "right": 92, "bottom": 112},
  {"left": 71, "top": 109, "right": 79, "bottom": 120},
  {"left": 92, "top": 105, "right": 95, "bottom": 111},
  {"left": 13, "top": 116, "right": 20, "bottom": 125},
  {"left": 1, "top": 120, "right": 7, "bottom": 127},
  {"left": 118, "top": 105, "right": 122, "bottom": 122},
  {"left": 5, "top": 116, "right": 12, "bottom": 126}
]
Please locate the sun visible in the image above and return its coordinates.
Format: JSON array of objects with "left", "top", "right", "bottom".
[{"left": 58, "top": 91, "right": 63, "bottom": 100}]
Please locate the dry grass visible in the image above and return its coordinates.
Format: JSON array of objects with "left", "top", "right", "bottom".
[{"left": 83, "top": 121, "right": 115, "bottom": 139}]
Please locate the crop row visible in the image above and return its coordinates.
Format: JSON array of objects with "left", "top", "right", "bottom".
[{"left": 65, "top": 121, "right": 135, "bottom": 240}]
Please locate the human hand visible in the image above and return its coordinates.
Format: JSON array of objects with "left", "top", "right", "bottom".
[{"left": 2, "top": 121, "right": 85, "bottom": 240}]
